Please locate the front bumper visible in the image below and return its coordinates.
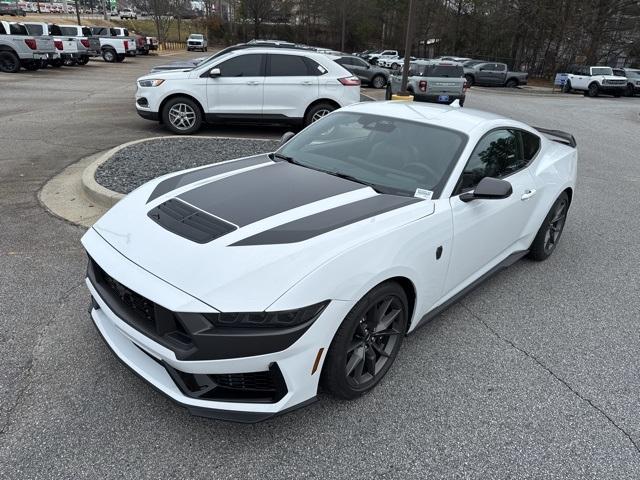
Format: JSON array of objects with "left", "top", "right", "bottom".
[
  {"left": 82, "top": 228, "right": 350, "bottom": 421},
  {"left": 598, "top": 84, "right": 626, "bottom": 94}
]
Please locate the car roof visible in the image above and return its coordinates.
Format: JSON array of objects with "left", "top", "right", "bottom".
[{"left": 341, "top": 101, "right": 516, "bottom": 134}]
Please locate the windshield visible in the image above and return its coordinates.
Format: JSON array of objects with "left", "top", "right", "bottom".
[
  {"left": 190, "top": 34, "right": 203, "bottom": 39},
  {"left": 59, "top": 26, "right": 78, "bottom": 36},
  {"left": 591, "top": 67, "right": 613, "bottom": 76},
  {"left": 277, "top": 112, "right": 467, "bottom": 198},
  {"left": 413, "top": 64, "right": 464, "bottom": 77},
  {"left": 625, "top": 69, "right": 640, "bottom": 78}
]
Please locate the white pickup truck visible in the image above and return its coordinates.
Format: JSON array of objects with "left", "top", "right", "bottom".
[
  {"left": 0, "top": 20, "right": 55, "bottom": 72},
  {"left": 88, "top": 26, "right": 129, "bottom": 62},
  {"left": 23, "top": 22, "right": 84, "bottom": 67},
  {"left": 111, "top": 27, "right": 137, "bottom": 56},
  {"left": 563, "top": 65, "right": 627, "bottom": 97},
  {"left": 58, "top": 24, "right": 101, "bottom": 65}
]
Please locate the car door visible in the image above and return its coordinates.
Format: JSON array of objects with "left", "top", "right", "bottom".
[
  {"left": 262, "top": 53, "right": 320, "bottom": 120},
  {"left": 571, "top": 67, "right": 587, "bottom": 89},
  {"left": 206, "top": 53, "right": 265, "bottom": 117},
  {"left": 475, "top": 63, "right": 494, "bottom": 85},
  {"left": 444, "top": 128, "right": 539, "bottom": 294}
]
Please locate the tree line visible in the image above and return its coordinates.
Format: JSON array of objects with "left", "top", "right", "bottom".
[{"left": 128, "top": 0, "right": 640, "bottom": 75}]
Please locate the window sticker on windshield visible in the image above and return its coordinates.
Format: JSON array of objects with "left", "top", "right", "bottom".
[{"left": 414, "top": 188, "right": 433, "bottom": 200}]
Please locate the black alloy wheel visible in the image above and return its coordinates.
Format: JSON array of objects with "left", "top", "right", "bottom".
[
  {"left": 528, "top": 192, "right": 569, "bottom": 261},
  {"left": 0, "top": 51, "right": 21, "bottom": 73},
  {"left": 321, "top": 282, "right": 408, "bottom": 399}
]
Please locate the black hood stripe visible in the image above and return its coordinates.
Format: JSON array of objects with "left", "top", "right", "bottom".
[
  {"left": 230, "top": 195, "right": 421, "bottom": 246},
  {"left": 178, "top": 161, "right": 364, "bottom": 227},
  {"left": 147, "top": 155, "right": 272, "bottom": 203}
]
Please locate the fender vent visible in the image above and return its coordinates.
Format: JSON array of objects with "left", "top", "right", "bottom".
[{"left": 148, "top": 198, "right": 236, "bottom": 243}]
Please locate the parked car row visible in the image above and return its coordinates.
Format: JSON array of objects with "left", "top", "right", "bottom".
[{"left": 0, "top": 19, "right": 159, "bottom": 72}]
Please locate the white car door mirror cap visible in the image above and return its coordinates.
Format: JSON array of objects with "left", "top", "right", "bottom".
[{"left": 209, "top": 67, "right": 220, "bottom": 77}]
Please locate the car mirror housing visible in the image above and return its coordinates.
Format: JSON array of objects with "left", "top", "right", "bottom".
[
  {"left": 460, "top": 177, "right": 513, "bottom": 202},
  {"left": 209, "top": 67, "right": 221, "bottom": 77},
  {"left": 279, "top": 131, "right": 296, "bottom": 146}
]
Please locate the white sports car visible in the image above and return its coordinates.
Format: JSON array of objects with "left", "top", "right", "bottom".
[{"left": 82, "top": 101, "right": 577, "bottom": 422}]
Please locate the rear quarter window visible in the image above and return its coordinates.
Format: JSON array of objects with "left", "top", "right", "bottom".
[
  {"left": 520, "top": 131, "right": 541, "bottom": 161},
  {"left": 25, "top": 24, "right": 43, "bottom": 35}
]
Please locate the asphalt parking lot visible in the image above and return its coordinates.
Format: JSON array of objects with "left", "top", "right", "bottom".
[{"left": 1, "top": 52, "right": 640, "bottom": 479}]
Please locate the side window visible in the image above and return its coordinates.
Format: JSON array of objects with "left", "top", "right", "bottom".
[
  {"left": 354, "top": 58, "right": 369, "bottom": 68},
  {"left": 458, "top": 129, "right": 524, "bottom": 192},
  {"left": 303, "top": 57, "right": 327, "bottom": 76},
  {"left": 269, "top": 54, "right": 309, "bottom": 76},
  {"left": 337, "top": 57, "right": 352, "bottom": 66},
  {"left": 217, "top": 54, "right": 264, "bottom": 77},
  {"left": 519, "top": 131, "right": 541, "bottom": 161},
  {"left": 26, "top": 24, "right": 43, "bottom": 35},
  {"left": 496, "top": 63, "right": 506, "bottom": 72}
]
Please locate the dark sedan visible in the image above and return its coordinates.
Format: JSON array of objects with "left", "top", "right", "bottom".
[{"left": 330, "top": 55, "right": 389, "bottom": 89}]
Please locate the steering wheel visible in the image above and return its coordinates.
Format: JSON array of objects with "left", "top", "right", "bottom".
[{"left": 403, "top": 161, "right": 439, "bottom": 179}]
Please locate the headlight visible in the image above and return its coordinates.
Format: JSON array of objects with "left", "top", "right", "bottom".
[
  {"left": 138, "top": 79, "right": 165, "bottom": 87},
  {"left": 203, "top": 301, "right": 329, "bottom": 328}
]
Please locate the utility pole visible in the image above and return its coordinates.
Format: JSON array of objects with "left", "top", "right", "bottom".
[
  {"left": 399, "top": 0, "right": 417, "bottom": 94},
  {"left": 340, "top": 0, "right": 346, "bottom": 52},
  {"left": 75, "top": 0, "right": 81, "bottom": 24}
]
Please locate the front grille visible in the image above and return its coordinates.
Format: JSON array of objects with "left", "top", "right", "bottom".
[
  {"left": 88, "top": 257, "right": 195, "bottom": 354},
  {"left": 164, "top": 362, "right": 288, "bottom": 403},
  {"left": 147, "top": 198, "right": 236, "bottom": 244}
]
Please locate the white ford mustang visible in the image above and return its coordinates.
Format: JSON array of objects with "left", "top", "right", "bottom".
[{"left": 82, "top": 101, "right": 577, "bottom": 422}]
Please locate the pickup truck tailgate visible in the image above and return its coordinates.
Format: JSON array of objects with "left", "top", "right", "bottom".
[
  {"left": 427, "top": 78, "right": 465, "bottom": 95},
  {"left": 35, "top": 37, "right": 55, "bottom": 52}
]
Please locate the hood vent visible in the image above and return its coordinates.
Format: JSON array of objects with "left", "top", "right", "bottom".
[{"left": 148, "top": 199, "right": 236, "bottom": 244}]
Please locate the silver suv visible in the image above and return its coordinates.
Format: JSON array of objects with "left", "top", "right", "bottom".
[{"left": 386, "top": 61, "right": 467, "bottom": 106}]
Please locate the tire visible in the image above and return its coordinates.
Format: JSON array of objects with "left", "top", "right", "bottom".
[
  {"left": 76, "top": 55, "right": 89, "bottom": 65},
  {"left": 625, "top": 84, "right": 634, "bottom": 97},
  {"left": 63, "top": 57, "right": 76, "bottom": 66},
  {"left": 161, "top": 96, "right": 203, "bottom": 134},
  {"left": 613, "top": 92, "right": 622, "bottom": 98},
  {"left": 0, "top": 51, "right": 21, "bottom": 73},
  {"left": 391, "top": 62, "right": 399, "bottom": 70},
  {"left": 102, "top": 49, "right": 116, "bottom": 62},
  {"left": 505, "top": 78, "right": 518, "bottom": 88},
  {"left": 562, "top": 80, "right": 572, "bottom": 93},
  {"left": 321, "top": 281, "right": 408, "bottom": 399},
  {"left": 304, "top": 102, "right": 336, "bottom": 126},
  {"left": 527, "top": 192, "right": 570, "bottom": 261},
  {"left": 587, "top": 82, "right": 599, "bottom": 97},
  {"left": 459, "top": 95, "right": 465, "bottom": 107},
  {"left": 116, "top": 54, "right": 126, "bottom": 62},
  {"left": 204, "top": 47, "right": 208, "bottom": 52},
  {"left": 50, "top": 58, "right": 63, "bottom": 68},
  {"left": 464, "top": 74, "right": 474, "bottom": 87},
  {"left": 23, "top": 61, "right": 39, "bottom": 71},
  {"left": 371, "top": 74, "right": 386, "bottom": 89},
  {"left": 385, "top": 83, "right": 392, "bottom": 100}
]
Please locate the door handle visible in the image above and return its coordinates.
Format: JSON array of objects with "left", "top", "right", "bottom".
[
  {"left": 521, "top": 189, "right": 537, "bottom": 200},
  {"left": 301, "top": 80, "right": 314, "bottom": 85},
  {"left": 246, "top": 81, "right": 260, "bottom": 85}
]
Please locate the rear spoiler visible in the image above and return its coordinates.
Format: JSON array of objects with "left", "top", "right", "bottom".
[{"left": 533, "top": 127, "right": 577, "bottom": 148}]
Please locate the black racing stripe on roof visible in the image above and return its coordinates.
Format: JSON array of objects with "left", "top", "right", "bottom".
[
  {"left": 178, "top": 161, "right": 364, "bottom": 227},
  {"left": 147, "top": 155, "right": 272, "bottom": 203},
  {"left": 230, "top": 195, "right": 421, "bottom": 246}
]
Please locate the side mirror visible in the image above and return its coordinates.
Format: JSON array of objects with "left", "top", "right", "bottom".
[
  {"left": 279, "top": 131, "right": 296, "bottom": 146},
  {"left": 460, "top": 177, "right": 512, "bottom": 202},
  {"left": 209, "top": 67, "right": 220, "bottom": 77}
]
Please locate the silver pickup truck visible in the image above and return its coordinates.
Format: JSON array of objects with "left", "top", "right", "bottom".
[
  {"left": 0, "top": 20, "right": 55, "bottom": 73},
  {"left": 24, "top": 22, "right": 84, "bottom": 67},
  {"left": 463, "top": 61, "right": 528, "bottom": 87},
  {"left": 386, "top": 61, "right": 467, "bottom": 106},
  {"left": 89, "top": 26, "right": 129, "bottom": 62}
]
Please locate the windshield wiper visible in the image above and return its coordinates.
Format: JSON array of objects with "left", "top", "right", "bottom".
[
  {"left": 270, "top": 152, "right": 299, "bottom": 164},
  {"left": 320, "top": 169, "right": 386, "bottom": 194}
]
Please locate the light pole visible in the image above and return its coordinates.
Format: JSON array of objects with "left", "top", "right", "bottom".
[
  {"left": 399, "top": 0, "right": 417, "bottom": 95},
  {"left": 340, "top": 0, "right": 346, "bottom": 52}
]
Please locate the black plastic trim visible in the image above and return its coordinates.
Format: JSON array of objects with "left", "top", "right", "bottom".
[
  {"left": 412, "top": 250, "right": 528, "bottom": 331},
  {"left": 137, "top": 109, "right": 159, "bottom": 121},
  {"left": 232, "top": 194, "right": 420, "bottom": 245}
]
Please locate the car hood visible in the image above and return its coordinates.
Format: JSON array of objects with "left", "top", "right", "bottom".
[
  {"left": 149, "top": 58, "right": 204, "bottom": 73},
  {"left": 88, "top": 155, "right": 432, "bottom": 312}
]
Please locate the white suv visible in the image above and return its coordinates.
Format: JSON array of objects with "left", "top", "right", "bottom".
[{"left": 135, "top": 48, "right": 361, "bottom": 134}]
